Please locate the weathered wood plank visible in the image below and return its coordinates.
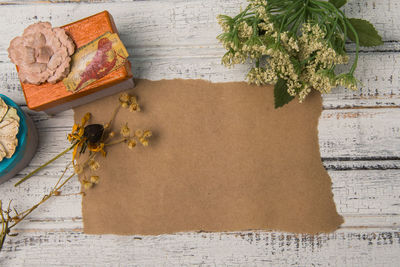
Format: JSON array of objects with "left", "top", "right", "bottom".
[
  {"left": 331, "top": 170, "right": 400, "bottom": 215},
  {"left": 1, "top": 49, "right": 399, "bottom": 108},
  {"left": 2, "top": 166, "right": 400, "bottom": 229},
  {"left": 0, "top": 0, "right": 397, "bottom": 45},
  {"left": 0, "top": 0, "right": 145, "bottom": 4},
  {"left": 0, "top": 228, "right": 399, "bottom": 266},
  {"left": 0, "top": 0, "right": 399, "bottom": 264},
  {"left": 319, "top": 108, "right": 400, "bottom": 159},
  {"left": 0, "top": 0, "right": 398, "bottom": 108}
]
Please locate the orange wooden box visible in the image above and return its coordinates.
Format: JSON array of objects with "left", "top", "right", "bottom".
[{"left": 19, "top": 11, "right": 133, "bottom": 114}]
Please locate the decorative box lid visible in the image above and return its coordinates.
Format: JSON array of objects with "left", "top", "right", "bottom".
[{"left": 20, "top": 11, "right": 132, "bottom": 112}]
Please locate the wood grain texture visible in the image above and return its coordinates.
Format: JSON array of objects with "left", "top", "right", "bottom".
[
  {"left": 0, "top": 0, "right": 399, "bottom": 108},
  {"left": 2, "top": 50, "right": 400, "bottom": 108},
  {"left": 0, "top": 229, "right": 399, "bottom": 267},
  {"left": 0, "top": 0, "right": 399, "bottom": 265},
  {"left": 1, "top": 168, "right": 400, "bottom": 229}
]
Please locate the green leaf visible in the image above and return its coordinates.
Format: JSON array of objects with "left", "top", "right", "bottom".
[
  {"left": 329, "top": 0, "right": 347, "bottom": 9},
  {"left": 347, "top": 18, "right": 383, "bottom": 47},
  {"left": 274, "top": 78, "right": 294, "bottom": 109}
]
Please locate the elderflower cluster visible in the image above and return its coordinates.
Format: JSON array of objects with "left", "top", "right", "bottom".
[
  {"left": 294, "top": 23, "right": 352, "bottom": 100},
  {"left": 249, "top": 0, "right": 267, "bottom": 8},
  {"left": 238, "top": 21, "right": 253, "bottom": 39},
  {"left": 218, "top": 14, "right": 357, "bottom": 103},
  {"left": 218, "top": 0, "right": 358, "bottom": 105},
  {"left": 217, "top": 4, "right": 276, "bottom": 68},
  {"left": 217, "top": 16, "right": 231, "bottom": 33}
]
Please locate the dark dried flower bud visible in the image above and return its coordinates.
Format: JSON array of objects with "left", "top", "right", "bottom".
[{"left": 84, "top": 124, "right": 104, "bottom": 144}]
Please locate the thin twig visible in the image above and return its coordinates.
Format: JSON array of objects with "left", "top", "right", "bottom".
[
  {"left": 53, "top": 162, "right": 72, "bottom": 189},
  {"left": 9, "top": 172, "right": 76, "bottom": 230},
  {"left": 105, "top": 138, "right": 127, "bottom": 146},
  {"left": 0, "top": 201, "right": 7, "bottom": 250},
  {"left": 15, "top": 143, "right": 76, "bottom": 187},
  {"left": 108, "top": 105, "right": 121, "bottom": 130}
]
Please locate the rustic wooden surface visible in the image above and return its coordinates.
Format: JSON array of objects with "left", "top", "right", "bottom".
[{"left": 0, "top": 0, "right": 399, "bottom": 266}]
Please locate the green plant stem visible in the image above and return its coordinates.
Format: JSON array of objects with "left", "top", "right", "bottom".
[
  {"left": 278, "top": 0, "right": 302, "bottom": 36},
  {"left": 14, "top": 143, "right": 77, "bottom": 187},
  {"left": 293, "top": 8, "right": 306, "bottom": 33},
  {"left": 326, "top": 17, "right": 339, "bottom": 40}
]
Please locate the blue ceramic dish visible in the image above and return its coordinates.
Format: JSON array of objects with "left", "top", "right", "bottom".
[{"left": 0, "top": 94, "right": 38, "bottom": 185}]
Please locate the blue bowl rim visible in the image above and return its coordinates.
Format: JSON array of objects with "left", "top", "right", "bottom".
[{"left": 0, "top": 94, "right": 28, "bottom": 177}]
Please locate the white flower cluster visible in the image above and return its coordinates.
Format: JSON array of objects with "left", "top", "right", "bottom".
[
  {"left": 249, "top": 0, "right": 267, "bottom": 8},
  {"left": 218, "top": 6, "right": 357, "bottom": 103},
  {"left": 217, "top": 8, "right": 274, "bottom": 68}
]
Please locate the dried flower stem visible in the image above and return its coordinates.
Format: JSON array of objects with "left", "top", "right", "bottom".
[
  {"left": 107, "top": 105, "right": 121, "bottom": 130},
  {"left": 14, "top": 143, "right": 77, "bottom": 187},
  {"left": 53, "top": 162, "right": 73, "bottom": 191},
  {"left": 105, "top": 138, "right": 127, "bottom": 146}
]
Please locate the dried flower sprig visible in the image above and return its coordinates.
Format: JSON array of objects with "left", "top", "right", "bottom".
[
  {"left": 217, "top": 0, "right": 383, "bottom": 108},
  {"left": 1, "top": 93, "right": 151, "bottom": 252}
]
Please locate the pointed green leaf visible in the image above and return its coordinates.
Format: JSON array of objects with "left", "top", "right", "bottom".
[
  {"left": 274, "top": 78, "right": 294, "bottom": 109},
  {"left": 347, "top": 18, "right": 383, "bottom": 47},
  {"left": 329, "top": 0, "right": 347, "bottom": 9}
]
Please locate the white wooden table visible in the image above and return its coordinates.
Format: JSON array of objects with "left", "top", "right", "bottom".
[{"left": 0, "top": 0, "right": 399, "bottom": 266}]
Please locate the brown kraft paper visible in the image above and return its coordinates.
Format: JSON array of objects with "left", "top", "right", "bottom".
[{"left": 73, "top": 79, "right": 343, "bottom": 235}]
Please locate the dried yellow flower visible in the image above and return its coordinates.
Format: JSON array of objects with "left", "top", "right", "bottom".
[
  {"left": 143, "top": 130, "right": 152, "bottom": 138},
  {"left": 120, "top": 123, "right": 130, "bottom": 138},
  {"left": 134, "top": 129, "right": 143, "bottom": 138},
  {"left": 109, "top": 131, "right": 115, "bottom": 138},
  {"left": 81, "top": 113, "right": 91, "bottom": 126},
  {"left": 119, "top": 93, "right": 130, "bottom": 103},
  {"left": 129, "top": 95, "right": 137, "bottom": 103},
  {"left": 139, "top": 138, "right": 149, "bottom": 147},
  {"left": 129, "top": 103, "right": 140, "bottom": 112},
  {"left": 88, "top": 159, "right": 100, "bottom": 171},
  {"left": 136, "top": 130, "right": 151, "bottom": 146},
  {"left": 74, "top": 164, "right": 83, "bottom": 174},
  {"left": 72, "top": 124, "right": 78, "bottom": 133},
  {"left": 127, "top": 96, "right": 140, "bottom": 112},
  {"left": 121, "top": 102, "right": 129, "bottom": 109},
  {"left": 128, "top": 139, "right": 137, "bottom": 149},
  {"left": 90, "top": 175, "right": 99, "bottom": 184},
  {"left": 82, "top": 180, "right": 93, "bottom": 190}
]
